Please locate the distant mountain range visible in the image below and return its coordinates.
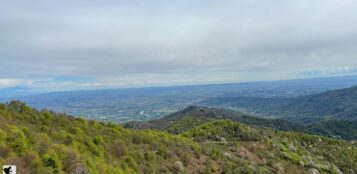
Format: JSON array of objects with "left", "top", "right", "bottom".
[
  {"left": 201, "top": 85, "right": 357, "bottom": 124},
  {"left": 3, "top": 75, "right": 357, "bottom": 123}
]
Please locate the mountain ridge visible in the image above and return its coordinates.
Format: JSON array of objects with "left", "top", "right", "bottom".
[
  {"left": 124, "top": 105, "right": 305, "bottom": 134},
  {"left": 201, "top": 85, "right": 357, "bottom": 123}
]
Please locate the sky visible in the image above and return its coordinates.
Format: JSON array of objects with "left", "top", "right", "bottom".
[{"left": 1, "top": 0, "right": 357, "bottom": 96}]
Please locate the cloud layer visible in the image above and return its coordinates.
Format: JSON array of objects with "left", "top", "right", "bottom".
[{"left": 1, "top": 0, "right": 357, "bottom": 92}]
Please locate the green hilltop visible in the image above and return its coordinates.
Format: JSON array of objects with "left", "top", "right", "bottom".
[
  {"left": 0, "top": 101, "right": 356, "bottom": 174},
  {"left": 124, "top": 106, "right": 305, "bottom": 134}
]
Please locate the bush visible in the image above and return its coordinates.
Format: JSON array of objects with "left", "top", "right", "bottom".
[
  {"left": 93, "top": 135, "right": 103, "bottom": 145},
  {"left": 6, "top": 126, "right": 29, "bottom": 155},
  {"left": 125, "top": 156, "right": 138, "bottom": 171},
  {"left": 157, "top": 146, "right": 169, "bottom": 159},
  {"left": 36, "top": 134, "right": 51, "bottom": 155},
  {"left": 111, "top": 140, "right": 128, "bottom": 159},
  {"left": 209, "top": 148, "right": 221, "bottom": 160},
  {"left": 43, "top": 152, "right": 63, "bottom": 174},
  {"left": 63, "top": 149, "right": 78, "bottom": 172},
  {"left": 64, "top": 134, "right": 74, "bottom": 145},
  {"left": 42, "top": 110, "right": 53, "bottom": 119},
  {"left": 0, "top": 129, "right": 6, "bottom": 142},
  {"left": 84, "top": 139, "right": 102, "bottom": 156},
  {"left": 144, "top": 151, "right": 156, "bottom": 162},
  {"left": 23, "top": 151, "right": 41, "bottom": 169}
]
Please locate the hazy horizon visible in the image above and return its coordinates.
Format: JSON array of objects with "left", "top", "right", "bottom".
[{"left": 1, "top": 74, "right": 357, "bottom": 98}]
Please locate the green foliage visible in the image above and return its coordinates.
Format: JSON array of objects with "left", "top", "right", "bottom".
[
  {"left": 183, "top": 120, "right": 264, "bottom": 142},
  {"left": 93, "top": 135, "right": 103, "bottom": 145},
  {"left": 208, "top": 147, "right": 221, "bottom": 160},
  {"left": 166, "top": 116, "right": 206, "bottom": 134},
  {"left": 0, "top": 101, "right": 356, "bottom": 173},
  {"left": 305, "top": 120, "right": 357, "bottom": 140},
  {"left": 125, "top": 156, "right": 138, "bottom": 171},
  {"left": 64, "top": 133, "right": 74, "bottom": 145},
  {"left": 0, "top": 129, "right": 6, "bottom": 142},
  {"left": 42, "top": 110, "right": 53, "bottom": 119},
  {"left": 43, "top": 152, "right": 63, "bottom": 174},
  {"left": 36, "top": 133, "right": 51, "bottom": 155},
  {"left": 6, "top": 126, "right": 29, "bottom": 155},
  {"left": 8, "top": 100, "right": 32, "bottom": 113}
]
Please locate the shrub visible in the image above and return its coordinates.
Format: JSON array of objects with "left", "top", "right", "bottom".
[
  {"left": 43, "top": 152, "right": 63, "bottom": 174},
  {"left": 111, "top": 140, "right": 128, "bottom": 159},
  {"left": 144, "top": 151, "right": 156, "bottom": 162},
  {"left": 63, "top": 149, "right": 78, "bottom": 172},
  {"left": 64, "top": 134, "right": 74, "bottom": 145},
  {"left": 157, "top": 146, "right": 169, "bottom": 159},
  {"left": 42, "top": 110, "right": 53, "bottom": 119},
  {"left": 125, "top": 156, "right": 138, "bottom": 171},
  {"left": 0, "top": 129, "right": 6, "bottom": 142},
  {"left": 36, "top": 134, "right": 51, "bottom": 155},
  {"left": 209, "top": 148, "right": 221, "bottom": 160},
  {"left": 6, "top": 126, "right": 29, "bottom": 155},
  {"left": 23, "top": 151, "right": 41, "bottom": 169},
  {"left": 84, "top": 139, "right": 102, "bottom": 156},
  {"left": 93, "top": 135, "right": 103, "bottom": 145}
]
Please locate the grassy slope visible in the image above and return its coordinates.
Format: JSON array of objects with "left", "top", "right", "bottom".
[{"left": 0, "top": 101, "right": 356, "bottom": 174}]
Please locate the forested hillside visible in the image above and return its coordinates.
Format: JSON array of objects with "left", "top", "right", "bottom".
[
  {"left": 0, "top": 101, "right": 356, "bottom": 174},
  {"left": 126, "top": 106, "right": 357, "bottom": 140},
  {"left": 201, "top": 85, "right": 357, "bottom": 124}
]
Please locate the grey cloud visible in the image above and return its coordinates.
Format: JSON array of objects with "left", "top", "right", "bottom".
[{"left": 1, "top": 0, "right": 357, "bottom": 86}]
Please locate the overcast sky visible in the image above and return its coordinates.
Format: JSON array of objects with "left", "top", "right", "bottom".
[{"left": 1, "top": 0, "right": 357, "bottom": 95}]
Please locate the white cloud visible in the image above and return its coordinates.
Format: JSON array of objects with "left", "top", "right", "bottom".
[{"left": 0, "top": 79, "right": 27, "bottom": 89}]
